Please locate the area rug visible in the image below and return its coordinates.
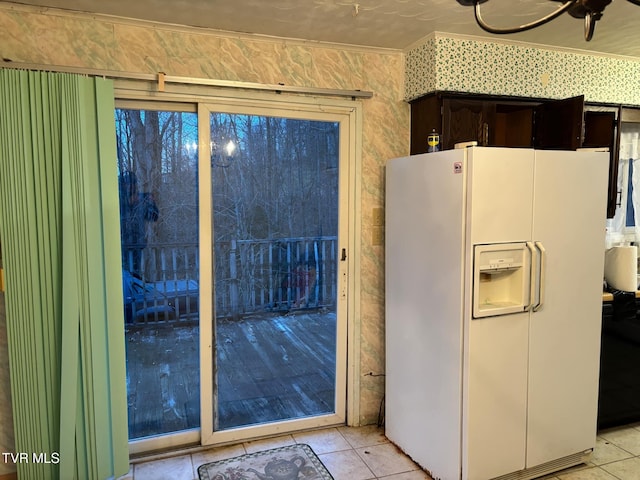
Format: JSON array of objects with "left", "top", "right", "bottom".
[{"left": 197, "top": 443, "right": 334, "bottom": 480}]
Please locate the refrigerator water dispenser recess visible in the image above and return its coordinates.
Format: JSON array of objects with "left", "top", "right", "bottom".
[{"left": 473, "top": 242, "right": 530, "bottom": 318}]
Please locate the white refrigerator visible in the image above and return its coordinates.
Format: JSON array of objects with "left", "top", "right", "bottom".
[{"left": 385, "top": 146, "right": 608, "bottom": 480}]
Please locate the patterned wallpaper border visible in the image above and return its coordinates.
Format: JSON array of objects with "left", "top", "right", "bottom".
[{"left": 405, "top": 33, "right": 640, "bottom": 106}]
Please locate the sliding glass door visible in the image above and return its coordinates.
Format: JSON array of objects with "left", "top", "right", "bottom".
[
  {"left": 115, "top": 103, "right": 201, "bottom": 448},
  {"left": 116, "top": 97, "right": 350, "bottom": 450},
  {"left": 199, "top": 102, "right": 349, "bottom": 444}
]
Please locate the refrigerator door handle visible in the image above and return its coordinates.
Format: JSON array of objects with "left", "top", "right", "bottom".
[
  {"left": 526, "top": 242, "right": 536, "bottom": 311},
  {"left": 533, "top": 241, "right": 546, "bottom": 312}
]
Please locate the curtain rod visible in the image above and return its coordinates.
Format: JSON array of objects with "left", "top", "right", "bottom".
[{"left": 1, "top": 61, "right": 373, "bottom": 99}]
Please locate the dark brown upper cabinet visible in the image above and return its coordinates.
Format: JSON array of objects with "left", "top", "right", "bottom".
[
  {"left": 409, "top": 92, "right": 619, "bottom": 217},
  {"left": 410, "top": 92, "right": 588, "bottom": 153}
]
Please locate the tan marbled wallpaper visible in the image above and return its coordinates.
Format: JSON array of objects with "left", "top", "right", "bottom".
[{"left": 0, "top": 5, "right": 409, "bottom": 428}]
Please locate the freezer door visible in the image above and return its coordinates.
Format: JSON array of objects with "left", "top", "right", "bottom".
[
  {"left": 464, "top": 148, "right": 534, "bottom": 479},
  {"left": 464, "top": 310, "right": 529, "bottom": 480},
  {"left": 385, "top": 150, "right": 467, "bottom": 480},
  {"left": 467, "top": 147, "right": 535, "bottom": 244},
  {"left": 525, "top": 150, "right": 608, "bottom": 468}
]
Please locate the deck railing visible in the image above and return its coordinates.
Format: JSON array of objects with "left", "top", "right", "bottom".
[{"left": 123, "top": 236, "right": 338, "bottom": 323}]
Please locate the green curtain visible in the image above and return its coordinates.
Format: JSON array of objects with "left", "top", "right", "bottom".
[{"left": 0, "top": 69, "right": 129, "bottom": 479}]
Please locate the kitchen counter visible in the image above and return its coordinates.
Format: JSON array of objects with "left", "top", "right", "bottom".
[{"left": 603, "top": 291, "right": 640, "bottom": 301}]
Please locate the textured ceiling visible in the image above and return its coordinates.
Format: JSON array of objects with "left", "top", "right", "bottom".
[{"left": 7, "top": 0, "right": 640, "bottom": 57}]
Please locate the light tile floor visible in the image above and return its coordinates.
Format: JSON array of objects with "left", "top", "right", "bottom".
[
  {"left": 121, "top": 423, "right": 640, "bottom": 480},
  {"left": 546, "top": 423, "right": 640, "bottom": 480}
]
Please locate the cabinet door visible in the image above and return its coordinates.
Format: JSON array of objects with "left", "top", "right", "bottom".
[
  {"left": 442, "top": 98, "right": 496, "bottom": 149},
  {"left": 534, "top": 95, "right": 584, "bottom": 150},
  {"left": 584, "top": 109, "right": 619, "bottom": 218}
]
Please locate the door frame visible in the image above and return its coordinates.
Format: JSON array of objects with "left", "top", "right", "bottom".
[{"left": 115, "top": 85, "right": 363, "bottom": 454}]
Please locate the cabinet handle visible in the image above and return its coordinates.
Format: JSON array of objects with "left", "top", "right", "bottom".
[
  {"left": 616, "top": 189, "right": 622, "bottom": 208},
  {"left": 483, "top": 122, "right": 489, "bottom": 145}
]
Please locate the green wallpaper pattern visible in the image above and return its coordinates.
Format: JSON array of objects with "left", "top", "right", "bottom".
[{"left": 406, "top": 33, "right": 640, "bottom": 105}]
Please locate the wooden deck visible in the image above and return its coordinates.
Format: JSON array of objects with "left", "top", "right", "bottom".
[{"left": 125, "top": 310, "right": 336, "bottom": 439}]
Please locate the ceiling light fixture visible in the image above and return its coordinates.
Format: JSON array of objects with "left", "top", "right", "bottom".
[{"left": 457, "top": 0, "right": 636, "bottom": 42}]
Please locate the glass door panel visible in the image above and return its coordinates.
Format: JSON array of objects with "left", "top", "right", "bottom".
[
  {"left": 201, "top": 108, "right": 347, "bottom": 440},
  {"left": 115, "top": 107, "right": 200, "bottom": 441}
]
